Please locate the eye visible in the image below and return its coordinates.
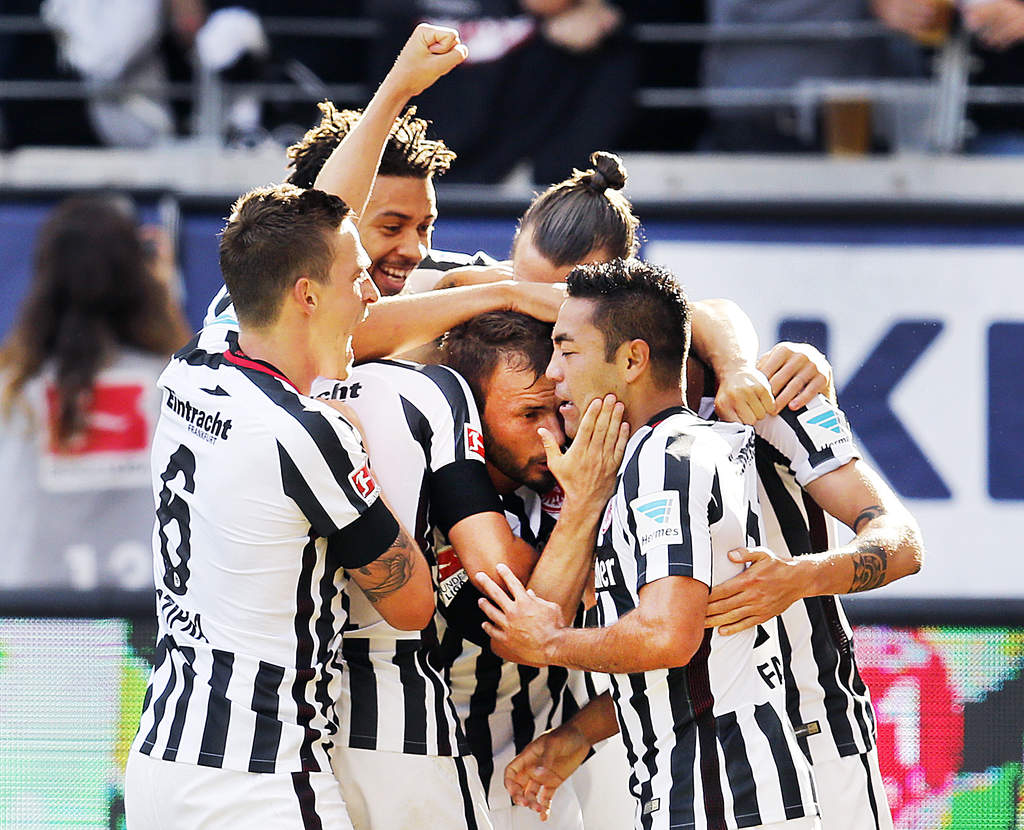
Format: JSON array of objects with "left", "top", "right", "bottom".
[
  {"left": 380, "top": 225, "right": 400, "bottom": 235},
  {"left": 418, "top": 223, "right": 433, "bottom": 235}
]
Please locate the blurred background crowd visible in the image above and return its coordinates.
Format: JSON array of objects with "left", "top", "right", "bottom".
[{"left": 1, "top": 0, "right": 1023, "bottom": 178}]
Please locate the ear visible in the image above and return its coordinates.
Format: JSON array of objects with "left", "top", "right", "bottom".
[
  {"left": 291, "top": 277, "right": 318, "bottom": 317},
  {"left": 621, "top": 339, "right": 650, "bottom": 384}
]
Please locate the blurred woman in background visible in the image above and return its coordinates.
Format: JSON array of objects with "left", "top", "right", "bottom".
[{"left": 0, "top": 193, "right": 190, "bottom": 590}]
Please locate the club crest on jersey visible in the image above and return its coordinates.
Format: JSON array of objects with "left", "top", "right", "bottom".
[
  {"left": 349, "top": 462, "right": 378, "bottom": 500},
  {"left": 465, "top": 424, "right": 485, "bottom": 462},
  {"left": 541, "top": 484, "right": 565, "bottom": 518},
  {"left": 630, "top": 490, "right": 683, "bottom": 553},
  {"left": 798, "top": 398, "right": 850, "bottom": 453}
]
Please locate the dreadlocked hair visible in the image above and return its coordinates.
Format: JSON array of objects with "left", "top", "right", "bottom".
[{"left": 286, "top": 102, "right": 456, "bottom": 188}]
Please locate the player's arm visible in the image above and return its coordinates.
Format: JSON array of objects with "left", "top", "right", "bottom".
[
  {"left": 345, "top": 508, "right": 435, "bottom": 631},
  {"left": 351, "top": 281, "right": 566, "bottom": 361},
  {"left": 479, "top": 564, "right": 708, "bottom": 673},
  {"left": 705, "top": 459, "right": 924, "bottom": 635},
  {"left": 524, "top": 395, "right": 629, "bottom": 622},
  {"left": 504, "top": 692, "right": 619, "bottom": 820},
  {"left": 689, "top": 298, "right": 774, "bottom": 425},
  {"left": 312, "top": 24, "right": 467, "bottom": 215}
]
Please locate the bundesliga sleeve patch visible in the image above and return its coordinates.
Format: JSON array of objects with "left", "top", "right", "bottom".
[
  {"left": 629, "top": 490, "right": 684, "bottom": 554},
  {"left": 348, "top": 462, "right": 379, "bottom": 501},
  {"left": 797, "top": 400, "right": 852, "bottom": 453},
  {"left": 464, "top": 424, "right": 485, "bottom": 463}
]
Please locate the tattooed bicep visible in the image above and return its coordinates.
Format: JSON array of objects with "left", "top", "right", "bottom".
[{"left": 355, "top": 527, "right": 416, "bottom": 603}]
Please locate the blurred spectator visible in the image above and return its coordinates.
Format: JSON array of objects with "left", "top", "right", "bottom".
[
  {"left": 875, "top": 0, "right": 1024, "bottom": 152},
  {"left": 42, "top": 0, "right": 179, "bottom": 146},
  {"left": 701, "top": 0, "right": 926, "bottom": 152},
  {"left": 366, "top": 0, "right": 636, "bottom": 184},
  {"left": 0, "top": 194, "right": 190, "bottom": 590}
]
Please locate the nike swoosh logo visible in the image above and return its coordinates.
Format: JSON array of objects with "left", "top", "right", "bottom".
[{"left": 200, "top": 385, "right": 230, "bottom": 396}]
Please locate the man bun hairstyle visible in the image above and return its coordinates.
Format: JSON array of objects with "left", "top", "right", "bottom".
[
  {"left": 566, "top": 258, "right": 689, "bottom": 389},
  {"left": 514, "top": 150, "right": 640, "bottom": 268},
  {"left": 219, "top": 184, "right": 351, "bottom": 328},
  {"left": 580, "top": 150, "right": 628, "bottom": 194},
  {"left": 286, "top": 102, "right": 456, "bottom": 189}
]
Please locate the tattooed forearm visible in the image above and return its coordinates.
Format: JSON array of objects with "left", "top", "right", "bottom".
[
  {"left": 850, "top": 544, "right": 888, "bottom": 592},
  {"left": 852, "top": 504, "right": 886, "bottom": 534},
  {"left": 357, "top": 528, "right": 415, "bottom": 602}
]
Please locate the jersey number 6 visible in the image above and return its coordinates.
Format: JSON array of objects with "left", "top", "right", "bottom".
[{"left": 157, "top": 444, "right": 196, "bottom": 596}]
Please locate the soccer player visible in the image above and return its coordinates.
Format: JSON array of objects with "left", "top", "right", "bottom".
[
  {"left": 310, "top": 345, "right": 622, "bottom": 830},
  {"left": 204, "top": 29, "right": 565, "bottom": 363},
  {"left": 287, "top": 103, "right": 505, "bottom": 298},
  {"left": 437, "top": 311, "right": 601, "bottom": 830},
  {"left": 696, "top": 363, "right": 924, "bottom": 830},
  {"left": 125, "top": 184, "right": 436, "bottom": 829},
  {"left": 478, "top": 259, "right": 822, "bottom": 830}
]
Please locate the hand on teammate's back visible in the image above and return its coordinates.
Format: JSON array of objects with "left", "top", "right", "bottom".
[
  {"left": 387, "top": 24, "right": 469, "bottom": 100},
  {"left": 704, "top": 547, "right": 805, "bottom": 635}
]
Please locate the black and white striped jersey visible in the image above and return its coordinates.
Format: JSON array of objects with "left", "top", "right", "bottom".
[
  {"left": 701, "top": 394, "right": 876, "bottom": 764},
  {"left": 405, "top": 248, "right": 498, "bottom": 293},
  {"left": 594, "top": 406, "right": 819, "bottom": 830},
  {"left": 132, "top": 336, "right": 399, "bottom": 775},
  {"left": 311, "top": 360, "right": 503, "bottom": 756},
  {"left": 433, "top": 485, "right": 597, "bottom": 806}
]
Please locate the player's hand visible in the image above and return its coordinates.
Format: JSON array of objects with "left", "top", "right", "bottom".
[
  {"left": 386, "top": 23, "right": 469, "bottom": 99},
  {"left": 705, "top": 547, "right": 806, "bottom": 635},
  {"left": 504, "top": 724, "right": 591, "bottom": 819},
  {"left": 713, "top": 365, "right": 775, "bottom": 424},
  {"left": 757, "top": 342, "right": 835, "bottom": 414},
  {"left": 434, "top": 262, "right": 515, "bottom": 290},
  {"left": 503, "top": 281, "right": 567, "bottom": 323},
  {"left": 477, "top": 563, "right": 564, "bottom": 666},
  {"left": 541, "top": 394, "right": 628, "bottom": 509},
  {"left": 964, "top": 0, "right": 1024, "bottom": 50}
]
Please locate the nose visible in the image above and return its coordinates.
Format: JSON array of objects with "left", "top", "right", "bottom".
[
  {"left": 396, "top": 228, "right": 427, "bottom": 264},
  {"left": 361, "top": 274, "right": 380, "bottom": 304},
  {"left": 545, "top": 353, "right": 563, "bottom": 383}
]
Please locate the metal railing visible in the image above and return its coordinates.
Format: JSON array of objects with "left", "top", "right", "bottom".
[{"left": 0, "top": 13, "right": 1022, "bottom": 153}]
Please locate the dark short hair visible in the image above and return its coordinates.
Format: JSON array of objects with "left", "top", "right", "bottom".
[
  {"left": 513, "top": 151, "right": 641, "bottom": 267},
  {"left": 440, "top": 312, "right": 554, "bottom": 411},
  {"left": 219, "top": 184, "right": 351, "bottom": 327},
  {"left": 566, "top": 258, "right": 689, "bottom": 388},
  {"left": 286, "top": 102, "right": 456, "bottom": 189}
]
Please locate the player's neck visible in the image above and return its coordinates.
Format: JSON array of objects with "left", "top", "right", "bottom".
[
  {"left": 237, "top": 324, "right": 318, "bottom": 395},
  {"left": 623, "top": 383, "right": 686, "bottom": 436}
]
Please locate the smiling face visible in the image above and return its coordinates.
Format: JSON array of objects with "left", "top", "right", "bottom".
[
  {"left": 357, "top": 175, "right": 437, "bottom": 296},
  {"left": 481, "top": 357, "right": 565, "bottom": 495},
  {"left": 546, "top": 297, "right": 624, "bottom": 439}
]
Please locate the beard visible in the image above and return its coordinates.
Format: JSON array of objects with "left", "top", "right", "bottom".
[{"left": 486, "top": 438, "right": 556, "bottom": 494}]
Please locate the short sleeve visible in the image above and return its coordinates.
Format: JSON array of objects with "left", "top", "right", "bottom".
[
  {"left": 276, "top": 400, "right": 387, "bottom": 540},
  {"left": 627, "top": 432, "right": 715, "bottom": 592},
  {"left": 755, "top": 395, "right": 859, "bottom": 487}
]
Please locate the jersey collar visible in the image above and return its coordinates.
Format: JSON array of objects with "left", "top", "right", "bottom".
[
  {"left": 647, "top": 404, "right": 695, "bottom": 428},
  {"left": 223, "top": 346, "right": 299, "bottom": 392}
]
